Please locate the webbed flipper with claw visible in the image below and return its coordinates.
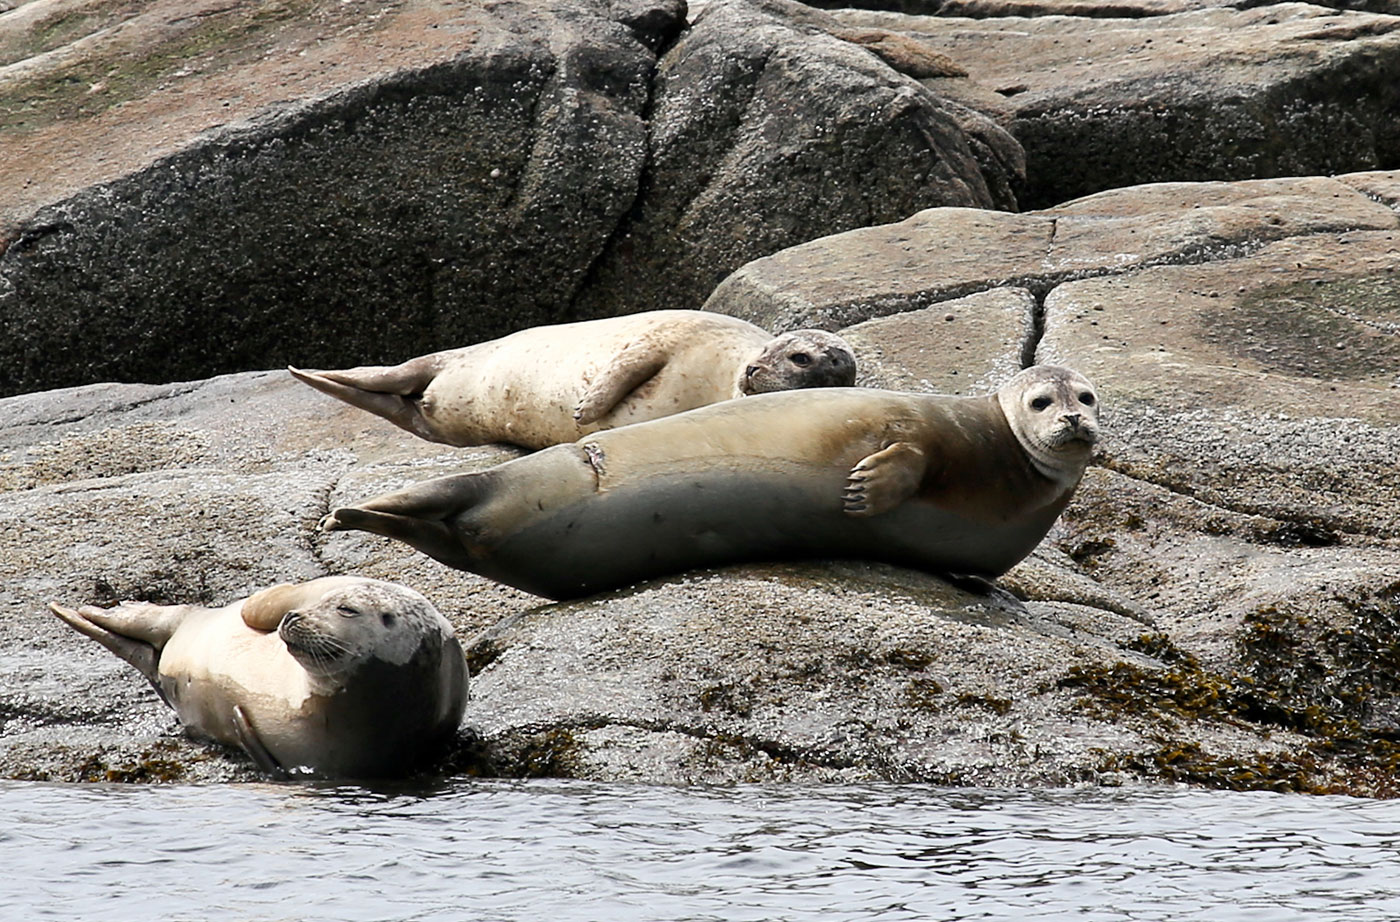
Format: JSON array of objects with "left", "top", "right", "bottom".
[{"left": 843, "top": 441, "right": 928, "bottom": 517}]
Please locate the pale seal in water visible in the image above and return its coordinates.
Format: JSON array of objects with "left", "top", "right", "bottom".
[
  {"left": 320, "top": 366, "right": 1100, "bottom": 599},
  {"left": 49, "top": 577, "right": 468, "bottom": 779},
  {"left": 289, "top": 310, "right": 857, "bottom": 449}
]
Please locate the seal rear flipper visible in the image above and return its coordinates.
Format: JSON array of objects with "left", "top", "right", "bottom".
[
  {"left": 574, "top": 343, "right": 667, "bottom": 425},
  {"left": 322, "top": 506, "right": 479, "bottom": 572},
  {"left": 288, "top": 364, "right": 449, "bottom": 444},
  {"left": 47, "top": 602, "right": 164, "bottom": 697},
  {"left": 324, "top": 471, "right": 492, "bottom": 521},
  {"left": 843, "top": 441, "right": 928, "bottom": 517},
  {"left": 232, "top": 705, "right": 290, "bottom": 779}
]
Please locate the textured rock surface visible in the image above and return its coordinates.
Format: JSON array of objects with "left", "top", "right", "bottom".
[
  {"left": 705, "top": 174, "right": 1399, "bottom": 330},
  {"left": 572, "top": 0, "right": 1022, "bottom": 319},
  {"left": 0, "top": 0, "right": 1017, "bottom": 397},
  {"left": 831, "top": 3, "right": 1400, "bottom": 207},
  {"left": 1, "top": 0, "right": 684, "bottom": 397},
  {"left": 464, "top": 563, "right": 1245, "bottom": 786},
  {"left": 4, "top": 1, "right": 1400, "bottom": 794},
  {"left": 703, "top": 169, "right": 1400, "bottom": 793},
  {"left": 6, "top": 160, "right": 1400, "bottom": 792}
]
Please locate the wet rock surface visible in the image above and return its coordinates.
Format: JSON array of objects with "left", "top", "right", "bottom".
[{"left": 2, "top": 0, "right": 1399, "bottom": 793}]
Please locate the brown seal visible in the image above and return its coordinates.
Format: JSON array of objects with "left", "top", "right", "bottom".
[
  {"left": 290, "top": 310, "right": 857, "bottom": 449},
  {"left": 320, "top": 366, "right": 1100, "bottom": 599},
  {"left": 48, "top": 577, "right": 468, "bottom": 779}
]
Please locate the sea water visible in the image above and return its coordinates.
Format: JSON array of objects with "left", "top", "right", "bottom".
[{"left": 4, "top": 779, "right": 1399, "bottom": 921}]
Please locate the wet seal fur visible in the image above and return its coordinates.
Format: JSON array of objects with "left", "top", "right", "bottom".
[
  {"left": 320, "top": 366, "right": 1100, "bottom": 600},
  {"left": 49, "top": 577, "right": 468, "bottom": 779},
  {"left": 290, "top": 310, "right": 857, "bottom": 449}
]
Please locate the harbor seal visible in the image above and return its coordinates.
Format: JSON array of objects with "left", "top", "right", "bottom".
[
  {"left": 320, "top": 365, "right": 1100, "bottom": 599},
  {"left": 289, "top": 310, "right": 857, "bottom": 449},
  {"left": 48, "top": 577, "right": 468, "bottom": 779}
]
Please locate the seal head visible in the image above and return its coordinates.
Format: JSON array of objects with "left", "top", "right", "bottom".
[
  {"left": 996, "top": 364, "right": 1099, "bottom": 488},
  {"left": 276, "top": 581, "right": 448, "bottom": 686},
  {"left": 741, "top": 329, "right": 857, "bottom": 395}
]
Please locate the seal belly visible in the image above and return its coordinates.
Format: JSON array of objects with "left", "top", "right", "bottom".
[{"left": 475, "top": 468, "right": 1046, "bottom": 599}]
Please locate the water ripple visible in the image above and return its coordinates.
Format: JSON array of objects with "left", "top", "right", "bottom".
[{"left": 5, "top": 781, "right": 1400, "bottom": 920}]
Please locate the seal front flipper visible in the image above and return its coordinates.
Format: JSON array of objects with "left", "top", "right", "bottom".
[
  {"left": 232, "top": 705, "right": 290, "bottom": 779},
  {"left": 843, "top": 441, "right": 928, "bottom": 517},
  {"left": 289, "top": 358, "right": 450, "bottom": 444},
  {"left": 241, "top": 577, "right": 366, "bottom": 631},
  {"left": 573, "top": 342, "right": 668, "bottom": 425}
]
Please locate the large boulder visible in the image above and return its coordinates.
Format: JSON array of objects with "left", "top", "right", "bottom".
[
  {"left": 829, "top": 3, "right": 1400, "bottom": 207},
  {"left": 572, "top": 0, "right": 1024, "bottom": 318},
  {"left": 0, "top": 0, "right": 1020, "bottom": 397},
  {"left": 704, "top": 174, "right": 1398, "bottom": 330}
]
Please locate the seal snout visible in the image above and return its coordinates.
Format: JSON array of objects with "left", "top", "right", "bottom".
[
  {"left": 1057, "top": 410, "right": 1099, "bottom": 448},
  {"left": 277, "top": 609, "right": 303, "bottom": 644}
]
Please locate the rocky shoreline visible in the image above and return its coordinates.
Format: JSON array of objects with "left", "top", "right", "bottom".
[{"left": 2, "top": 0, "right": 1398, "bottom": 793}]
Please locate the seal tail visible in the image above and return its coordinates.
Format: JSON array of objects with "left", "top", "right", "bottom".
[
  {"left": 47, "top": 602, "right": 165, "bottom": 697},
  {"left": 288, "top": 361, "right": 449, "bottom": 444}
]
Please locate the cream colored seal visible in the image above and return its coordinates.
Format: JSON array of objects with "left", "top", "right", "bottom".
[
  {"left": 289, "top": 310, "right": 857, "bottom": 449},
  {"left": 49, "top": 577, "right": 468, "bottom": 779},
  {"left": 320, "top": 366, "right": 1100, "bottom": 599}
]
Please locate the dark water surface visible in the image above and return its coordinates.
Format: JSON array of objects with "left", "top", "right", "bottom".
[{"left": 4, "top": 779, "right": 1399, "bottom": 921}]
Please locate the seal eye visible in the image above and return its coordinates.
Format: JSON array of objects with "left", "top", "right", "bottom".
[
  {"left": 790, "top": 353, "right": 812, "bottom": 367},
  {"left": 381, "top": 612, "right": 396, "bottom": 627},
  {"left": 1030, "top": 396, "right": 1053, "bottom": 411},
  {"left": 336, "top": 604, "right": 361, "bottom": 617},
  {"left": 1079, "top": 392, "right": 1096, "bottom": 407}
]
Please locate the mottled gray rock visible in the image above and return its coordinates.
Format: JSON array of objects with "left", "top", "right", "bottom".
[
  {"left": 0, "top": 0, "right": 1028, "bottom": 399},
  {"left": 831, "top": 3, "right": 1400, "bottom": 207},
  {"left": 571, "top": 0, "right": 1024, "bottom": 320},
  {"left": 705, "top": 174, "right": 1398, "bottom": 331},
  {"left": 1032, "top": 226, "right": 1400, "bottom": 749},
  {"left": 0, "top": 0, "right": 684, "bottom": 397},
  {"left": 463, "top": 562, "right": 1288, "bottom": 786},
  {"left": 695, "top": 169, "right": 1400, "bottom": 793},
  {"left": 839, "top": 287, "right": 1034, "bottom": 393},
  {"left": 1038, "top": 230, "right": 1400, "bottom": 536},
  {"left": 705, "top": 206, "right": 1055, "bottom": 331}
]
